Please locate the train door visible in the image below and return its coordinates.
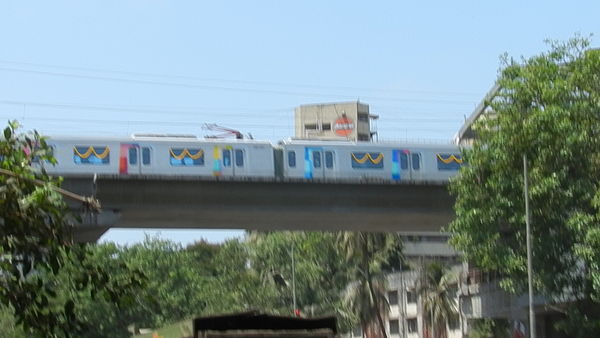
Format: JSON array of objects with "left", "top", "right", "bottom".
[
  {"left": 218, "top": 146, "right": 245, "bottom": 177},
  {"left": 392, "top": 149, "right": 422, "bottom": 181},
  {"left": 119, "top": 143, "right": 152, "bottom": 175},
  {"left": 303, "top": 147, "right": 321, "bottom": 179},
  {"left": 303, "top": 147, "right": 335, "bottom": 179}
]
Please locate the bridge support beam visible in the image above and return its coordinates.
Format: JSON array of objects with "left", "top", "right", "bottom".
[{"left": 63, "top": 176, "right": 455, "bottom": 239}]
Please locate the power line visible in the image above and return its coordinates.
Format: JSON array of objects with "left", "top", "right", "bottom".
[
  {"left": 0, "top": 115, "right": 461, "bottom": 134},
  {"left": 0, "top": 59, "right": 483, "bottom": 97},
  {"left": 0, "top": 99, "right": 293, "bottom": 117},
  {"left": 0, "top": 99, "right": 467, "bottom": 124},
  {"left": 0, "top": 67, "right": 478, "bottom": 105}
]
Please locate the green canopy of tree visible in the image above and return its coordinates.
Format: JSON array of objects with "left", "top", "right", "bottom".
[
  {"left": 337, "top": 232, "right": 403, "bottom": 338},
  {"left": 0, "top": 121, "right": 144, "bottom": 337},
  {"left": 417, "top": 262, "right": 458, "bottom": 338},
  {"left": 448, "top": 37, "right": 600, "bottom": 335},
  {"left": 247, "top": 232, "right": 352, "bottom": 323}
]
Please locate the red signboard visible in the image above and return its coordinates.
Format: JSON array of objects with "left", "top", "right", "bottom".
[{"left": 333, "top": 117, "right": 354, "bottom": 136}]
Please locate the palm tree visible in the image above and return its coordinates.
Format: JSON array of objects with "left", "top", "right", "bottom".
[
  {"left": 338, "top": 232, "right": 402, "bottom": 338},
  {"left": 418, "top": 262, "right": 458, "bottom": 338}
]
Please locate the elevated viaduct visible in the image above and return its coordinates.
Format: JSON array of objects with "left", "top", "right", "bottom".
[{"left": 65, "top": 175, "right": 455, "bottom": 242}]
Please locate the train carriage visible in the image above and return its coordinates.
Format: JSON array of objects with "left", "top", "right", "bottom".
[
  {"left": 45, "top": 135, "right": 275, "bottom": 178},
  {"left": 38, "top": 135, "right": 462, "bottom": 183},
  {"left": 279, "top": 139, "right": 463, "bottom": 183}
]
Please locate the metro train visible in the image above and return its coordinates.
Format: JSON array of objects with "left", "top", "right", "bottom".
[{"left": 42, "top": 135, "right": 464, "bottom": 183}]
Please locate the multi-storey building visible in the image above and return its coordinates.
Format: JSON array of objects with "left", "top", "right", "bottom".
[{"left": 294, "top": 101, "right": 378, "bottom": 141}]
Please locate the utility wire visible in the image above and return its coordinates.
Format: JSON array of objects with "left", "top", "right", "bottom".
[
  {"left": 0, "top": 67, "right": 477, "bottom": 105},
  {"left": 0, "top": 99, "right": 466, "bottom": 123},
  {"left": 0, "top": 59, "right": 483, "bottom": 97},
  {"left": 0, "top": 115, "right": 461, "bottom": 130}
]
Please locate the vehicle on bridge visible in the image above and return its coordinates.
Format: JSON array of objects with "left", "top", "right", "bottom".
[
  {"left": 42, "top": 135, "right": 464, "bottom": 183},
  {"left": 279, "top": 139, "right": 463, "bottom": 183}
]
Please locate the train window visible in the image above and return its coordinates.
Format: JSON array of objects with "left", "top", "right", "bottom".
[
  {"left": 235, "top": 149, "right": 244, "bottom": 167},
  {"left": 325, "top": 151, "right": 334, "bottom": 169},
  {"left": 73, "top": 146, "right": 110, "bottom": 165},
  {"left": 412, "top": 153, "right": 421, "bottom": 170},
  {"left": 129, "top": 147, "right": 138, "bottom": 165},
  {"left": 142, "top": 147, "right": 151, "bottom": 165},
  {"left": 351, "top": 152, "right": 384, "bottom": 169},
  {"left": 32, "top": 145, "right": 55, "bottom": 163},
  {"left": 312, "top": 151, "right": 321, "bottom": 168},
  {"left": 400, "top": 152, "right": 408, "bottom": 170},
  {"left": 223, "top": 149, "right": 231, "bottom": 167},
  {"left": 437, "top": 153, "right": 463, "bottom": 170},
  {"left": 169, "top": 148, "right": 204, "bottom": 166},
  {"left": 288, "top": 151, "right": 296, "bottom": 168}
]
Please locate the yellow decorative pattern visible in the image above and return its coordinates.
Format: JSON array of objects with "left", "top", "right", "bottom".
[
  {"left": 169, "top": 148, "right": 203, "bottom": 160},
  {"left": 352, "top": 152, "right": 384, "bottom": 164},
  {"left": 73, "top": 146, "right": 110, "bottom": 159},
  {"left": 437, "top": 154, "right": 463, "bottom": 164}
]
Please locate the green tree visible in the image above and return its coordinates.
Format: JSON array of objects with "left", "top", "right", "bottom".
[
  {"left": 247, "top": 231, "right": 351, "bottom": 321},
  {"left": 0, "top": 304, "right": 26, "bottom": 338},
  {"left": 417, "top": 262, "right": 458, "bottom": 338},
  {"left": 448, "top": 37, "right": 600, "bottom": 335},
  {"left": 338, "top": 232, "right": 402, "bottom": 338},
  {"left": 468, "top": 318, "right": 510, "bottom": 338},
  {"left": 200, "top": 238, "right": 280, "bottom": 314},
  {"left": 0, "top": 121, "right": 144, "bottom": 337}
]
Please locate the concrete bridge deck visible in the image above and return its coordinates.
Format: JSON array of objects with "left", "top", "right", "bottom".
[{"left": 63, "top": 175, "right": 455, "bottom": 242}]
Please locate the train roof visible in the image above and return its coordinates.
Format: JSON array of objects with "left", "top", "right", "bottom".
[
  {"left": 46, "top": 135, "right": 273, "bottom": 145},
  {"left": 279, "top": 139, "right": 461, "bottom": 150}
]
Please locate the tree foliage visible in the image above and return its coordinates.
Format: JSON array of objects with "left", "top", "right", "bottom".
[
  {"left": 247, "top": 232, "right": 351, "bottom": 320},
  {"left": 0, "top": 121, "right": 73, "bottom": 335},
  {"left": 0, "top": 121, "right": 144, "bottom": 337},
  {"left": 337, "top": 232, "right": 403, "bottom": 338},
  {"left": 448, "top": 37, "right": 600, "bottom": 334},
  {"left": 417, "top": 262, "right": 458, "bottom": 338},
  {"left": 468, "top": 318, "right": 509, "bottom": 338}
]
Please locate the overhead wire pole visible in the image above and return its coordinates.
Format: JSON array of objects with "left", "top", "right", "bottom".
[{"left": 523, "top": 154, "right": 536, "bottom": 338}]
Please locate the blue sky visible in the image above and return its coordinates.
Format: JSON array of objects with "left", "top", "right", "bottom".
[{"left": 0, "top": 1, "right": 598, "bottom": 245}]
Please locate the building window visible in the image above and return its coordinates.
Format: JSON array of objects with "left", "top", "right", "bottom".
[
  {"left": 288, "top": 151, "right": 296, "bottom": 168},
  {"left": 412, "top": 152, "right": 421, "bottom": 170},
  {"left": 389, "top": 319, "right": 399, "bottom": 335},
  {"left": 305, "top": 123, "right": 318, "bottom": 130},
  {"left": 235, "top": 149, "right": 244, "bottom": 167},
  {"left": 436, "top": 153, "right": 463, "bottom": 170},
  {"left": 407, "top": 318, "right": 417, "bottom": 333},
  {"left": 169, "top": 148, "right": 204, "bottom": 166},
  {"left": 358, "top": 113, "right": 369, "bottom": 122},
  {"left": 325, "top": 151, "right": 334, "bottom": 169},
  {"left": 142, "top": 147, "right": 151, "bottom": 165},
  {"left": 388, "top": 290, "right": 398, "bottom": 306},
  {"left": 322, "top": 123, "right": 331, "bottom": 131},
  {"left": 74, "top": 146, "right": 110, "bottom": 165},
  {"left": 448, "top": 314, "right": 460, "bottom": 330},
  {"left": 406, "top": 290, "right": 417, "bottom": 304}
]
